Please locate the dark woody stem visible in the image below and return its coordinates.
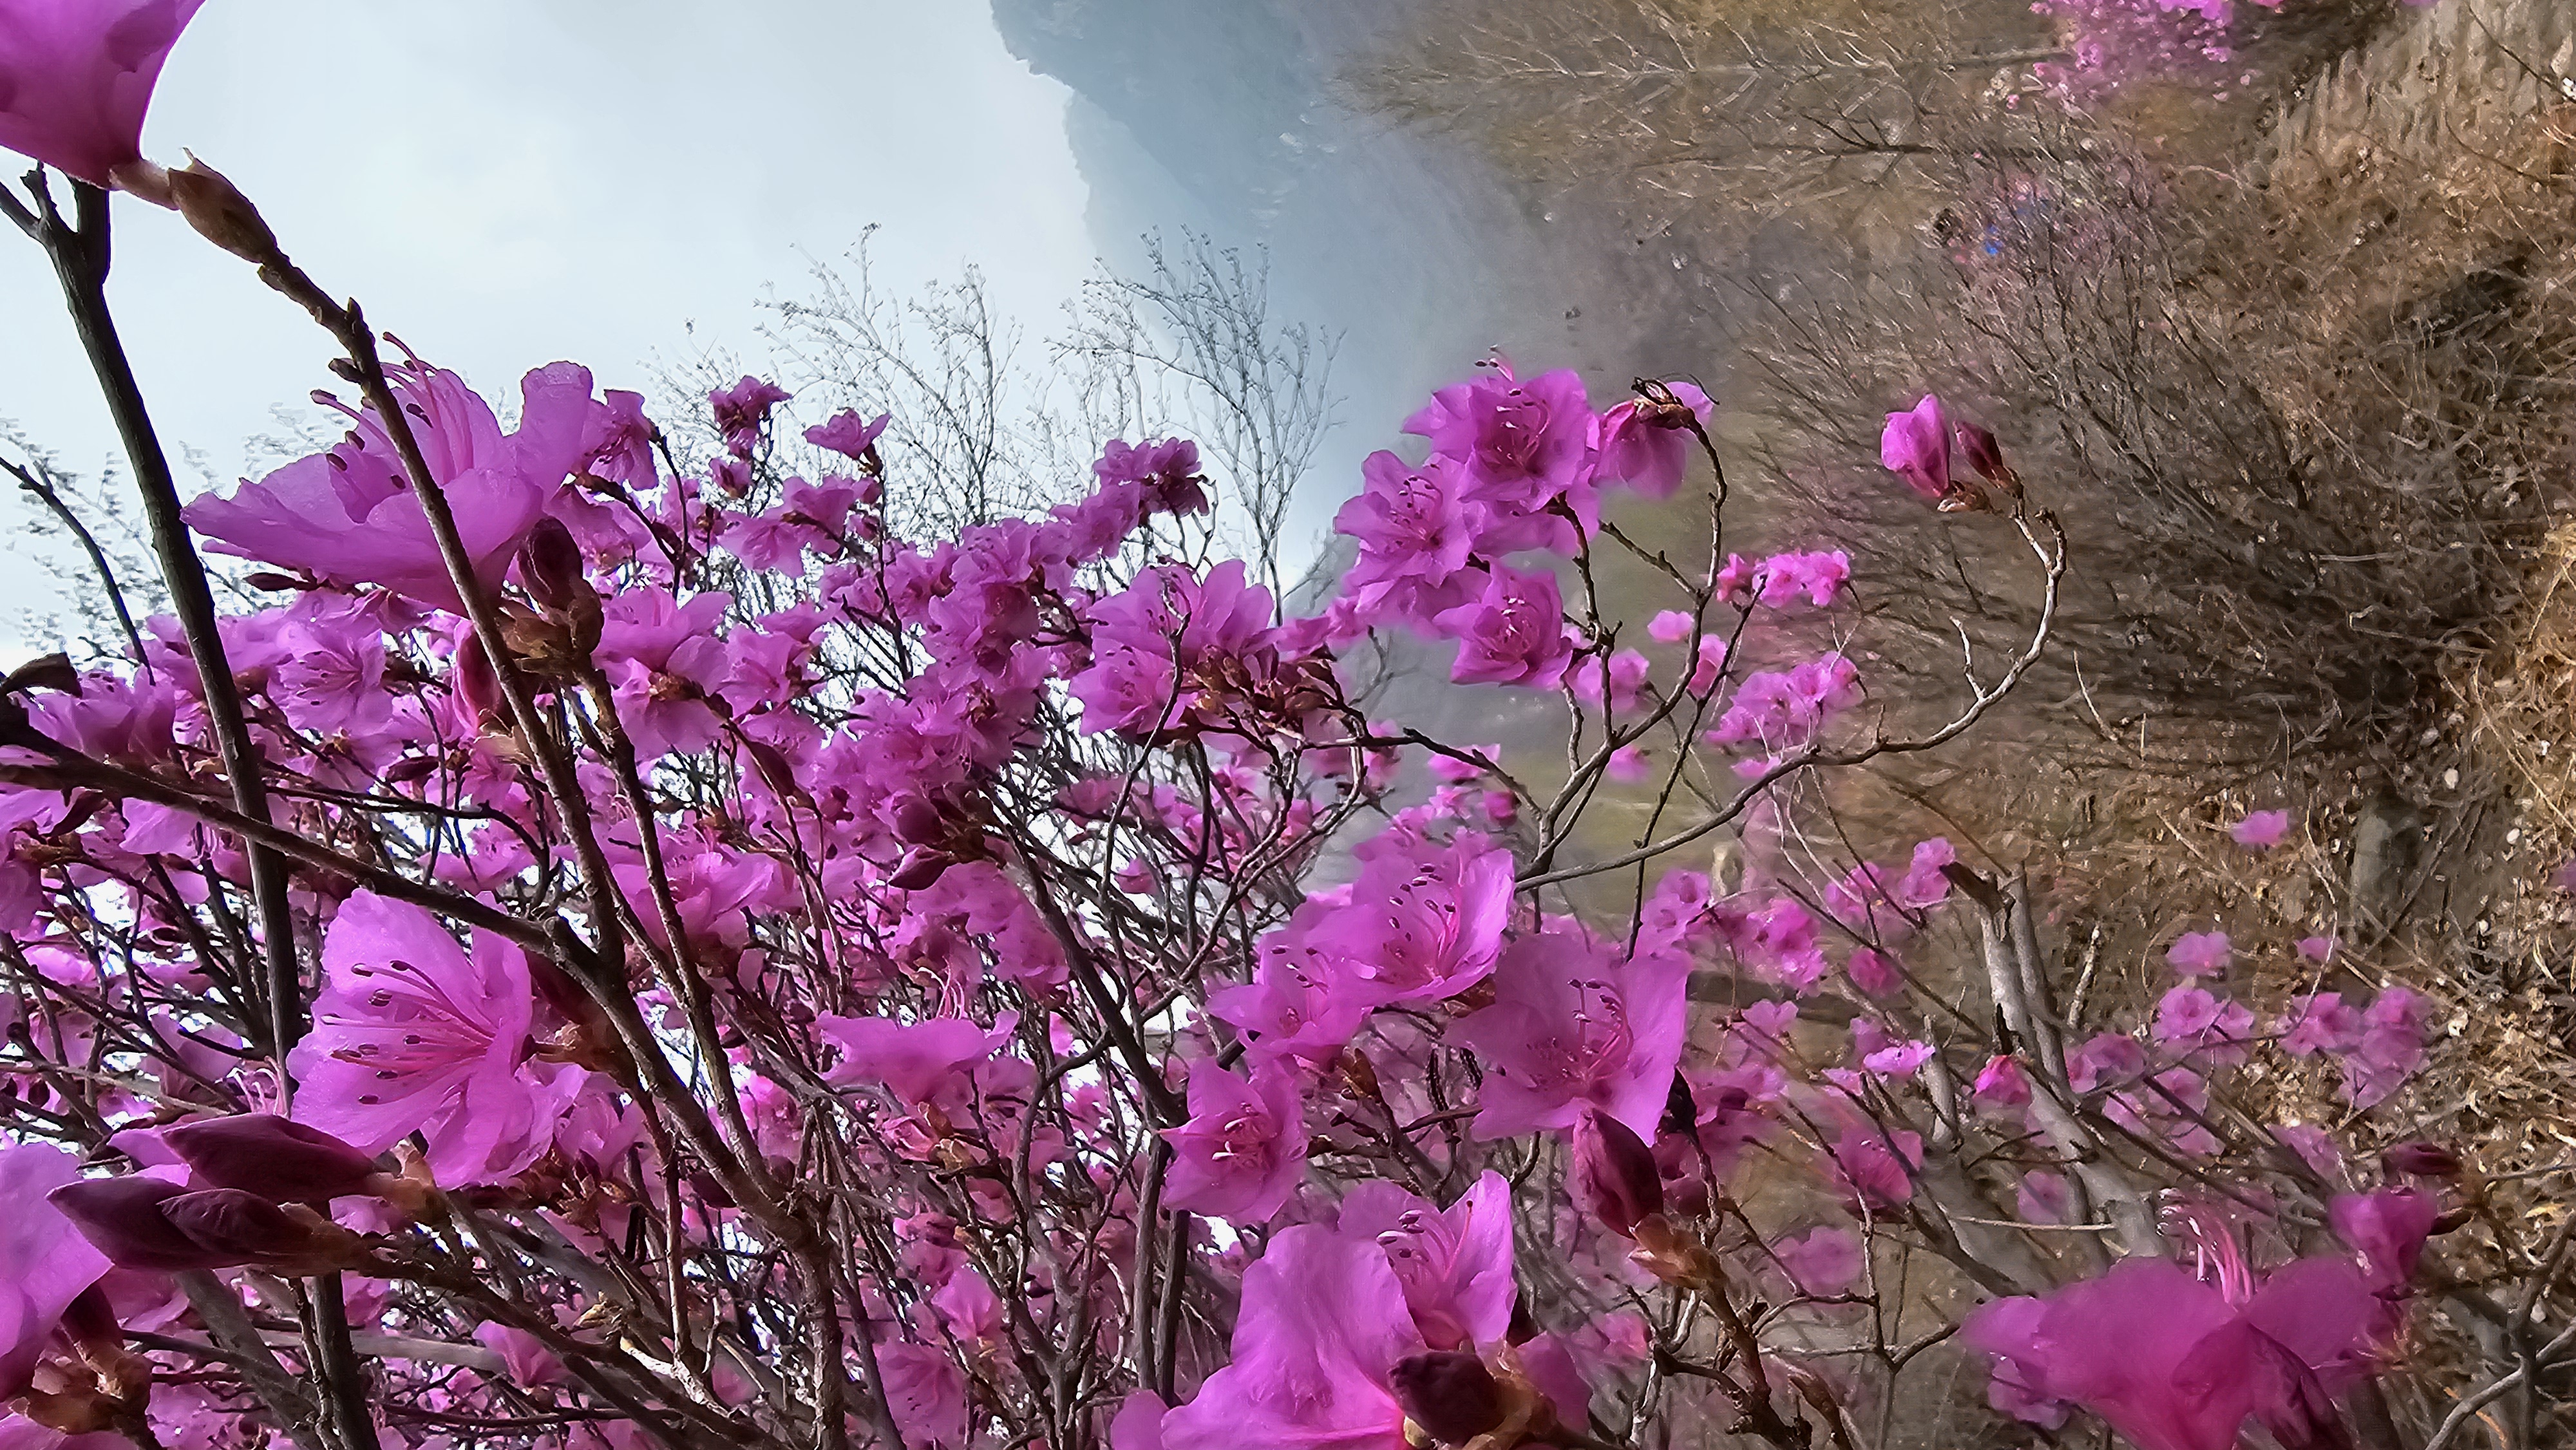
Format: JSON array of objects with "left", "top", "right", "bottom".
[{"left": 0, "top": 173, "right": 379, "bottom": 1450}]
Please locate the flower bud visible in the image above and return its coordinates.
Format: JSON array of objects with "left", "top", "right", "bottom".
[
  {"left": 1570, "top": 1106, "right": 1663, "bottom": 1238},
  {"left": 453, "top": 634, "right": 505, "bottom": 729},
  {"left": 1954, "top": 419, "right": 2018, "bottom": 493},
  {"left": 156, "top": 1189, "right": 308, "bottom": 1263},
  {"left": 164, "top": 1115, "right": 381, "bottom": 1203},
  {"left": 888, "top": 847, "right": 954, "bottom": 891},
  {"left": 2382, "top": 1140, "right": 2461, "bottom": 1180},
  {"left": 517, "top": 517, "right": 591, "bottom": 616},
  {"left": 48, "top": 1176, "right": 223, "bottom": 1272},
  {"left": 1388, "top": 1351, "right": 1505, "bottom": 1446},
  {"left": 167, "top": 154, "right": 279, "bottom": 265},
  {"left": 887, "top": 795, "right": 947, "bottom": 847}
]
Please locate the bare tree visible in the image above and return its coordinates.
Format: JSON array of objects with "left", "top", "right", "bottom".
[{"left": 1063, "top": 232, "right": 1338, "bottom": 605}]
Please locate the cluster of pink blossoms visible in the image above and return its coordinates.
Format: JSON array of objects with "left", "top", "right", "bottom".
[{"left": 0, "top": 5, "right": 2493, "bottom": 1450}]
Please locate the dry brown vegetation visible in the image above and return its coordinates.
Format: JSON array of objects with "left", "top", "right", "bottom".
[{"left": 1366, "top": 1, "right": 2576, "bottom": 1437}]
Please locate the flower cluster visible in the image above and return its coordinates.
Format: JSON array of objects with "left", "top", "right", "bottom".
[{"left": 0, "top": 15, "right": 2501, "bottom": 1450}]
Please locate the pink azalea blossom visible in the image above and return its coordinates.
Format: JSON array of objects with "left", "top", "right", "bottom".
[
  {"left": 1434, "top": 563, "right": 1575, "bottom": 691},
  {"left": 1646, "top": 609, "right": 1696, "bottom": 643},
  {"left": 1773, "top": 1226, "right": 1864, "bottom": 1295},
  {"left": 1591, "top": 379, "right": 1712, "bottom": 498},
  {"left": 2277, "top": 992, "right": 2363, "bottom": 1057},
  {"left": 806, "top": 408, "right": 891, "bottom": 462},
  {"left": 815, "top": 1012, "right": 1016, "bottom": 1111},
  {"left": 287, "top": 891, "right": 570, "bottom": 1187},
  {"left": 0, "top": 0, "right": 205, "bottom": 189},
  {"left": 0, "top": 1144, "right": 111, "bottom": 1398},
  {"left": 1404, "top": 358, "right": 1594, "bottom": 510},
  {"left": 2329, "top": 1189, "right": 2440, "bottom": 1295},
  {"left": 1160, "top": 1059, "right": 1308, "bottom": 1225},
  {"left": 708, "top": 376, "right": 791, "bottom": 458},
  {"left": 1312, "top": 834, "right": 1515, "bottom": 1006},
  {"left": 2164, "top": 930, "right": 2231, "bottom": 978},
  {"left": 1336, "top": 451, "right": 1484, "bottom": 627},
  {"left": 1160, "top": 1225, "right": 1425, "bottom": 1450},
  {"left": 187, "top": 362, "right": 598, "bottom": 613},
  {"left": 878, "top": 1341, "right": 969, "bottom": 1448},
  {"left": 1964, "top": 1250, "right": 2394, "bottom": 1450},
  {"left": 1880, "top": 395, "right": 1951, "bottom": 502},
  {"left": 1452, "top": 928, "right": 1690, "bottom": 1140},
  {"left": 1336, "top": 1172, "right": 1516, "bottom": 1351},
  {"left": 1973, "top": 1054, "right": 2031, "bottom": 1107},
  {"left": 2228, "top": 809, "right": 2291, "bottom": 850}
]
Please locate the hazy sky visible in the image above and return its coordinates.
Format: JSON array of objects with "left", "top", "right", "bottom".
[{"left": 0, "top": 0, "right": 1091, "bottom": 644}]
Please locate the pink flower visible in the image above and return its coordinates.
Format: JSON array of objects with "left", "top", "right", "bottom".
[
  {"left": 709, "top": 375, "right": 791, "bottom": 458},
  {"left": 1844, "top": 947, "right": 1903, "bottom": 998},
  {"left": 877, "top": 1341, "right": 969, "bottom": 1449},
  {"left": 2276, "top": 992, "right": 2363, "bottom": 1058},
  {"left": 1336, "top": 451, "right": 1483, "bottom": 628},
  {"left": 1434, "top": 563, "right": 1574, "bottom": 690},
  {"left": 1336, "top": 1172, "right": 1516, "bottom": 1351},
  {"left": 1592, "top": 379, "right": 1712, "bottom": 498},
  {"left": 2329, "top": 1189, "right": 2439, "bottom": 1295},
  {"left": 1160, "top": 1225, "right": 1425, "bottom": 1450},
  {"left": 2295, "top": 935, "right": 2337, "bottom": 964},
  {"left": 1973, "top": 1054, "right": 2031, "bottom": 1107},
  {"left": 1646, "top": 609, "right": 1696, "bottom": 643},
  {"left": 815, "top": 1012, "right": 1016, "bottom": 1111},
  {"left": 1773, "top": 1226, "right": 1864, "bottom": 1295},
  {"left": 2164, "top": 930, "right": 2231, "bottom": 977},
  {"left": 0, "top": 0, "right": 205, "bottom": 189},
  {"left": 473, "top": 1323, "right": 565, "bottom": 1390},
  {"left": 1963, "top": 1253, "right": 2393, "bottom": 1450},
  {"left": 1310, "top": 835, "right": 1514, "bottom": 1007},
  {"left": 1451, "top": 928, "right": 1690, "bottom": 1140},
  {"left": 1752, "top": 551, "right": 1850, "bottom": 608},
  {"left": 1405, "top": 359, "right": 1594, "bottom": 510},
  {"left": 2228, "top": 809, "right": 2291, "bottom": 850},
  {"left": 1160, "top": 1059, "right": 1308, "bottom": 1225},
  {"left": 2153, "top": 986, "right": 2254, "bottom": 1062},
  {"left": 287, "top": 890, "right": 569, "bottom": 1187},
  {"left": 187, "top": 362, "right": 599, "bottom": 613},
  {"left": 1070, "top": 560, "right": 1280, "bottom": 738},
  {"left": 806, "top": 408, "right": 891, "bottom": 462},
  {"left": 1824, "top": 1127, "right": 1920, "bottom": 1209},
  {"left": 270, "top": 598, "right": 393, "bottom": 737},
  {"left": 1880, "top": 395, "right": 1951, "bottom": 502},
  {"left": 0, "top": 1144, "right": 111, "bottom": 1398}
]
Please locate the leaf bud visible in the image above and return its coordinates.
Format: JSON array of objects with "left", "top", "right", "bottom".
[{"left": 167, "top": 153, "right": 280, "bottom": 265}]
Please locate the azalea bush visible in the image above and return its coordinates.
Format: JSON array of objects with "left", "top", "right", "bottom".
[{"left": 0, "top": 7, "right": 2566, "bottom": 1450}]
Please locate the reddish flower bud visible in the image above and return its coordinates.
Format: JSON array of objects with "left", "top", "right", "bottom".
[
  {"left": 1570, "top": 1106, "right": 1663, "bottom": 1238},
  {"left": 164, "top": 1114, "right": 382, "bottom": 1203},
  {"left": 1388, "top": 1351, "right": 1506, "bottom": 1445},
  {"left": 2381, "top": 1140, "right": 2461, "bottom": 1179},
  {"left": 47, "top": 1176, "right": 223, "bottom": 1272},
  {"left": 887, "top": 795, "right": 947, "bottom": 847},
  {"left": 453, "top": 634, "right": 504, "bottom": 729},
  {"left": 156, "top": 1189, "right": 308, "bottom": 1263},
  {"left": 888, "top": 847, "right": 954, "bottom": 891},
  {"left": 1953, "top": 418, "right": 2022, "bottom": 498},
  {"left": 517, "top": 517, "right": 590, "bottom": 616}
]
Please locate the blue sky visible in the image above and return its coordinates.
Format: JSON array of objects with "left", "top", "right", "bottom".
[{"left": 0, "top": 0, "right": 1091, "bottom": 644}]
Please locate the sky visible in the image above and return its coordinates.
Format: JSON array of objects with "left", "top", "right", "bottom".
[{"left": 0, "top": 0, "right": 1092, "bottom": 645}]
